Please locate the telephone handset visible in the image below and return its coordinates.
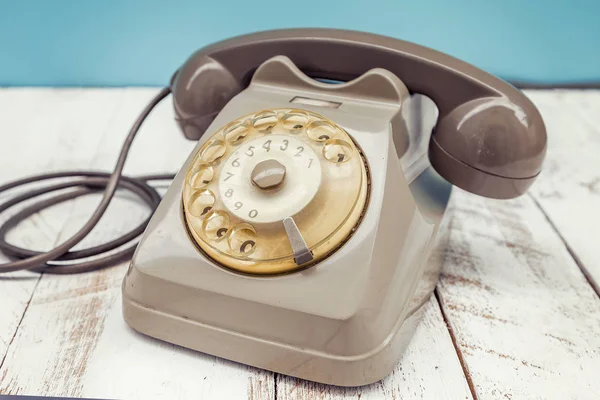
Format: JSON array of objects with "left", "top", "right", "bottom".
[
  {"left": 0, "top": 29, "right": 546, "bottom": 386},
  {"left": 172, "top": 28, "right": 546, "bottom": 199}
]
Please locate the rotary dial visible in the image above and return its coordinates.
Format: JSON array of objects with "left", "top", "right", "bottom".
[{"left": 182, "top": 109, "right": 369, "bottom": 275}]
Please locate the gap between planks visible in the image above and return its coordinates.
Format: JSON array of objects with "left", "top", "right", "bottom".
[
  {"left": 528, "top": 194, "right": 600, "bottom": 298},
  {"left": 0, "top": 275, "right": 41, "bottom": 374},
  {"left": 434, "top": 289, "right": 478, "bottom": 400}
]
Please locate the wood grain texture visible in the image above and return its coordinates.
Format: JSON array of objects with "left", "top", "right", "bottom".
[
  {"left": 0, "top": 88, "right": 126, "bottom": 369},
  {"left": 436, "top": 190, "right": 600, "bottom": 399},
  {"left": 525, "top": 90, "right": 600, "bottom": 294},
  {"left": 0, "top": 88, "right": 274, "bottom": 399},
  {"left": 0, "top": 88, "right": 599, "bottom": 400}
]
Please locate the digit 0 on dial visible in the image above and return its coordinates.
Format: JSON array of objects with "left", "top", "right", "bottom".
[{"left": 182, "top": 109, "right": 369, "bottom": 275}]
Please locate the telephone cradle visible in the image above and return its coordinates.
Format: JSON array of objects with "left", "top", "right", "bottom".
[{"left": 121, "top": 29, "right": 547, "bottom": 387}]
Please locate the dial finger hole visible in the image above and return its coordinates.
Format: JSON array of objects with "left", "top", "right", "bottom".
[
  {"left": 306, "top": 120, "right": 336, "bottom": 142},
  {"left": 228, "top": 223, "right": 258, "bottom": 256},
  {"left": 202, "top": 210, "right": 230, "bottom": 241},
  {"left": 224, "top": 119, "right": 250, "bottom": 144},
  {"left": 201, "top": 138, "right": 226, "bottom": 163},
  {"left": 323, "top": 139, "right": 352, "bottom": 163},
  {"left": 252, "top": 111, "right": 278, "bottom": 132},
  {"left": 188, "top": 189, "right": 215, "bottom": 217},
  {"left": 282, "top": 110, "right": 309, "bottom": 133},
  {"left": 188, "top": 163, "right": 214, "bottom": 189}
]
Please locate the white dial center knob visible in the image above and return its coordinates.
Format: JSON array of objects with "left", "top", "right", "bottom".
[
  {"left": 219, "top": 134, "right": 322, "bottom": 224},
  {"left": 251, "top": 159, "right": 286, "bottom": 190}
]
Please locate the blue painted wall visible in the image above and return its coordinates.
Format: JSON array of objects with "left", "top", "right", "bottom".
[{"left": 1, "top": 0, "right": 599, "bottom": 86}]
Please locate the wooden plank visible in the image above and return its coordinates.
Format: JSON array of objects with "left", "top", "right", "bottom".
[
  {"left": 0, "top": 88, "right": 125, "bottom": 366},
  {"left": 0, "top": 88, "right": 274, "bottom": 399},
  {"left": 436, "top": 189, "right": 600, "bottom": 399},
  {"left": 277, "top": 297, "right": 473, "bottom": 400},
  {"left": 525, "top": 90, "right": 600, "bottom": 294}
]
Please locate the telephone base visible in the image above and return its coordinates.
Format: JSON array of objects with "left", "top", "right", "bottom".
[
  {"left": 122, "top": 288, "right": 428, "bottom": 387},
  {"left": 122, "top": 57, "right": 453, "bottom": 387}
]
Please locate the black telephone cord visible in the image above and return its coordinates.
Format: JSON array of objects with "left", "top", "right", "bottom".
[{"left": 0, "top": 87, "right": 172, "bottom": 274}]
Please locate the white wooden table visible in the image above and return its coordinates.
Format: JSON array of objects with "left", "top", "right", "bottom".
[{"left": 0, "top": 88, "right": 599, "bottom": 400}]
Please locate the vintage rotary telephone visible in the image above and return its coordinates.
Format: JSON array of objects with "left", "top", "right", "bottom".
[{"left": 0, "top": 29, "right": 546, "bottom": 386}]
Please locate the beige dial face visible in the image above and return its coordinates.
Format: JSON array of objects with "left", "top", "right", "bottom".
[{"left": 182, "top": 109, "right": 369, "bottom": 275}]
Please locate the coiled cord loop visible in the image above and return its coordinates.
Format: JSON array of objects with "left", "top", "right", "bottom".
[{"left": 0, "top": 87, "right": 172, "bottom": 274}]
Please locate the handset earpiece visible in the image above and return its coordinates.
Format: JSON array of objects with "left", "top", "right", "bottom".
[
  {"left": 171, "top": 53, "right": 242, "bottom": 141},
  {"left": 430, "top": 96, "right": 546, "bottom": 199},
  {"left": 172, "top": 28, "right": 546, "bottom": 199}
]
